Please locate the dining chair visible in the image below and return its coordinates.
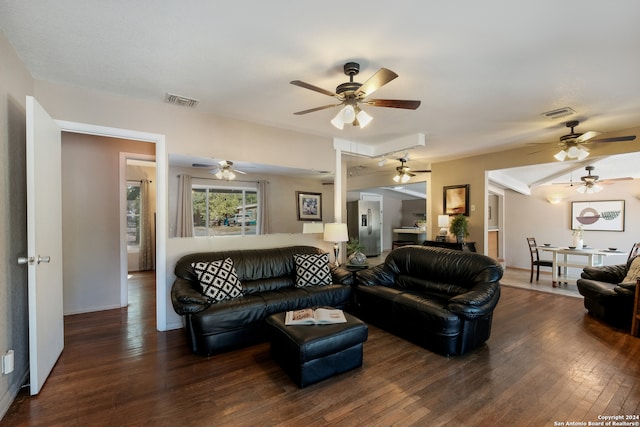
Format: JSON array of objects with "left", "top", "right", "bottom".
[
  {"left": 526, "top": 237, "right": 557, "bottom": 283},
  {"left": 628, "top": 242, "right": 640, "bottom": 262}
]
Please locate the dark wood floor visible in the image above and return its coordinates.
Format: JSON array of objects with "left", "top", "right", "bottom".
[{"left": 3, "top": 270, "right": 639, "bottom": 426}]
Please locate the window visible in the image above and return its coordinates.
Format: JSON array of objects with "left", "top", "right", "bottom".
[
  {"left": 192, "top": 184, "right": 258, "bottom": 236},
  {"left": 127, "top": 181, "right": 141, "bottom": 248}
]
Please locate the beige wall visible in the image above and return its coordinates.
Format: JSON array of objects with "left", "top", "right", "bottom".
[
  {"left": 61, "top": 133, "right": 155, "bottom": 314},
  {"left": 168, "top": 166, "right": 335, "bottom": 237},
  {"left": 33, "top": 80, "right": 335, "bottom": 173},
  {"left": 431, "top": 138, "right": 640, "bottom": 260},
  {"left": 0, "top": 30, "right": 33, "bottom": 419},
  {"left": 505, "top": 179, "right": 640, "bottom": 270},
  {"left": 30, "top": 79, "right": 340, "bottom": 330}
]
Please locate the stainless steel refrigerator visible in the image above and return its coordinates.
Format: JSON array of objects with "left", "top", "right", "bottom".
[{"left": 347, "top": 200, "right": 381, "bottom": 257}]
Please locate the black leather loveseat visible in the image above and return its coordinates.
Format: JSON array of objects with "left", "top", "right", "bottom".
[
  {"left": 353, "top": 245, "right": 502, "bottom": 356},
  {"left": 171, "top": 246, "right": 353, "bottom": 356},
  {"left": 576, "top": 255, "right": 639, "bottom": 329}
]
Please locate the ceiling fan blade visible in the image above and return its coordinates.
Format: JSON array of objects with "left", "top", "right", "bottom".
[
  {"left": 293, "top": 104, "right": 339, "bottom": 115},
  {"left": 234, "top": 169, "right": 247, "bottom": 175},
  {"left": 576, "top": 131, "right": 600, "bottom": 143},
  {"left": 600, "top": 177, "right": 633, "bottom": 184},
  {"left": 354, "top": 68, "right": 398, "bottom": 97},
  {"left": 192, "top": 163, "right": 214, "bottom": 168},
  {"left": 589, "top": 135, "right": 636, "bottom": 143},
  {"left": 365, "top": 99, "right": 421, "bottom": 109},
  {"left": 290, "top": 80, "right": 336, "bottom": 97}
]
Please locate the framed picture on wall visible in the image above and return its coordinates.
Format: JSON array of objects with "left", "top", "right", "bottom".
[
  {"left": 296, "top": 191, "right": 322, "bottom": 221},
  {"left": 443, "top": 184, "right": 470, "bottom": 216},
  {"left": 571, "top": 200, "right": 625, "bottom": 232}
]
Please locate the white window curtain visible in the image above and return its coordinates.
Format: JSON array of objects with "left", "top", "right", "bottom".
[
  {"left": 176, "top": 174, "right": 194, "bottom": 237},
  {"left": 138, "top": 179, "right": 155, "bottom": 271},
  {"left": 257, "top": 180, "right": 270, "bottom": 235}
]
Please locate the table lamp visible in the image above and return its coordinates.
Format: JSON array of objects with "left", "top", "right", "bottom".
[
  {"left": 323, "top": 223, "right": 349, "bottom": 267},
  {"left": 438, "top": 215, "right": 450, "bottom": 238}
]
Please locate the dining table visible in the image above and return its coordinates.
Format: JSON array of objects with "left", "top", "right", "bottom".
[{"left": 537, "top": 245, "right": 627, "bottom": 286}]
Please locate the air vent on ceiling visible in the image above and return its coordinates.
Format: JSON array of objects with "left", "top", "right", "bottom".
[
  {"left": 165, "top": 92, "right": 200, "bottom": 108},
  {"left": 541, "top": 107, "right": 575, "bottom": 120}
]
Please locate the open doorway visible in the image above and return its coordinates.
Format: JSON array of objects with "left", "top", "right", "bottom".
[{"left": 60, "top": 131, "right": 160, "bottom": 324}]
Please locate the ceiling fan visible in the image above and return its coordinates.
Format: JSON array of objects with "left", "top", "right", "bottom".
[
  {"left": 290, "top": 62, "right": 421, "bottom": 129},
  {"left": 531, "top": 120, "right": 636, "bottom": 161},
  {"left": 392, "top": 157, "right": 430, "bottom": 183},
  {"left": 208, "top": 160, "right": 246, "bottom": 180},
  {"left": 557, "top": 165, "right": 633, "bottom": 193}
]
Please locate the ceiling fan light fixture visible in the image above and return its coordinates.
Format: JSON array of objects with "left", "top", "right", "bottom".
[
  {"left": 566, "top": 145, "right": 580, "bottom": 158},
  {"left": 356, "top": 108, "right": 373, "bottom": 128},
  {"left": 393, "top": 174, "right": 401, "bottom": 183},
  {"left": 554, "top": 150, "right": 568, "bottom": 161},
  {"left": 577, "top": 184, "right": 602, "bottom": 194},
  {"left": 330, "top": 111, "right": 345, "bottom": 129},
  {"left": 576, "top": 147, "right": 589, "bottom": 160},
  {"left": 401, "top": 173, "right": 411, "bottom": 183},
  {"left": 340, "top": 104, "right": 356, "bottom": 123}
]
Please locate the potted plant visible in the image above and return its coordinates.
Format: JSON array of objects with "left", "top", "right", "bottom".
[
  {"left": 449, "top": 214, "right": 469, "bottom": 243},
  {"left": 346, "top": 237, "right": 367, "bottom": 265}
]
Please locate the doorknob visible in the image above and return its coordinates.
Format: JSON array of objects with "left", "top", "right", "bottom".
[
  {"left": 17, "top": 256, "right": 33, "bottom": 265},
  {"left": 17, "top": 255, "right": 51, "bottom": 265}
]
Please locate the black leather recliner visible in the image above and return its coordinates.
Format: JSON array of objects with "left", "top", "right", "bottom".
[
  {"left": 171, "top": 246, "right": 353, "bottom": 356},
  {"left": 353, "top": 245, "right": 502, "bottom": 356},
  {"left": 576, "top": 255, "right": 638, "bottom": 329}
]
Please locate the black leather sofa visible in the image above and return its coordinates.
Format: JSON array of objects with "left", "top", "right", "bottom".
[
  {"left": 171, "top": 246, "right": 353, "bottom": 356},
  {"left": 353, "top": 245, "right": 502, "bottom": 356},
  {"left": 576, "top": 255, "right": 638, "bottom": 329}
]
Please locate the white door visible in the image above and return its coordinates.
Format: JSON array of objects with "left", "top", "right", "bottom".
[{"left": 22, "top": 96, "right": 64, "bottom": 395}]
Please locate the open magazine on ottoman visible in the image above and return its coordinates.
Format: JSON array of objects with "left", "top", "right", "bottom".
[{"left": 285, "top": 308, "right": 347, "bottom": 325}]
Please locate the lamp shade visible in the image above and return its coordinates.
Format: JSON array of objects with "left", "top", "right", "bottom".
[
  {"left": 323, "top": 222, "right": 348, "bottom": 242},
  {"left": 437, "top": 215, "right": 450, "bottom": 228},
  {"left": 302, "top": 222, "right": 324, "bottom": 234}
]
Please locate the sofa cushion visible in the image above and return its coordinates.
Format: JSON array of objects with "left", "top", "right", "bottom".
[
  {"left": 192, "top": 258, "right": 243, "bottom": 302},
  {"left": 621, "top": 256, "right": 640, "bottom": 284},
  {"left": 293, "top": 253, "right": 331, "bottom": 287}
]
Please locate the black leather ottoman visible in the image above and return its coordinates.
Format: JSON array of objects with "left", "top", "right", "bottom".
[{"left": 265, "top": 311, "right": 368, "bottom": 388}]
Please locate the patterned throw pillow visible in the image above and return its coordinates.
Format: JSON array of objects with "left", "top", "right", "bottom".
[
  {"left": 191, "top": 258, "right": 243, "bottom": 302},
  {"left": 622, "top": 256, "right": 640, "bottom": 284},
  {"left": 293, "top": 253, "right": 332, "bottom": 287}
]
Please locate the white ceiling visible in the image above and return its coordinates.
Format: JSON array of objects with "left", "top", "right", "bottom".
[{"left": 2, "top": 1, "right": 640, "bottom": 185}]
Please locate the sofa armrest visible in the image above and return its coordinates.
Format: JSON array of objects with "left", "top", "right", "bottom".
[
  {"left": 354, "top": 264, "right": 395, "bottom": 287},
  {"left": 614, "top": 281, "right": 637, "bottom": 298},
  {"left": 447, "top": 282, "right": 501, "bottom": 319},
  {"left": 580, "top": 264, "right": 627, "bottom": 283},
  {"left": 171, "top": 277, "right": 209, "bottom": 315},
  {"left": 330, "top": 265, "right": 353, "bottom": 285}
]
